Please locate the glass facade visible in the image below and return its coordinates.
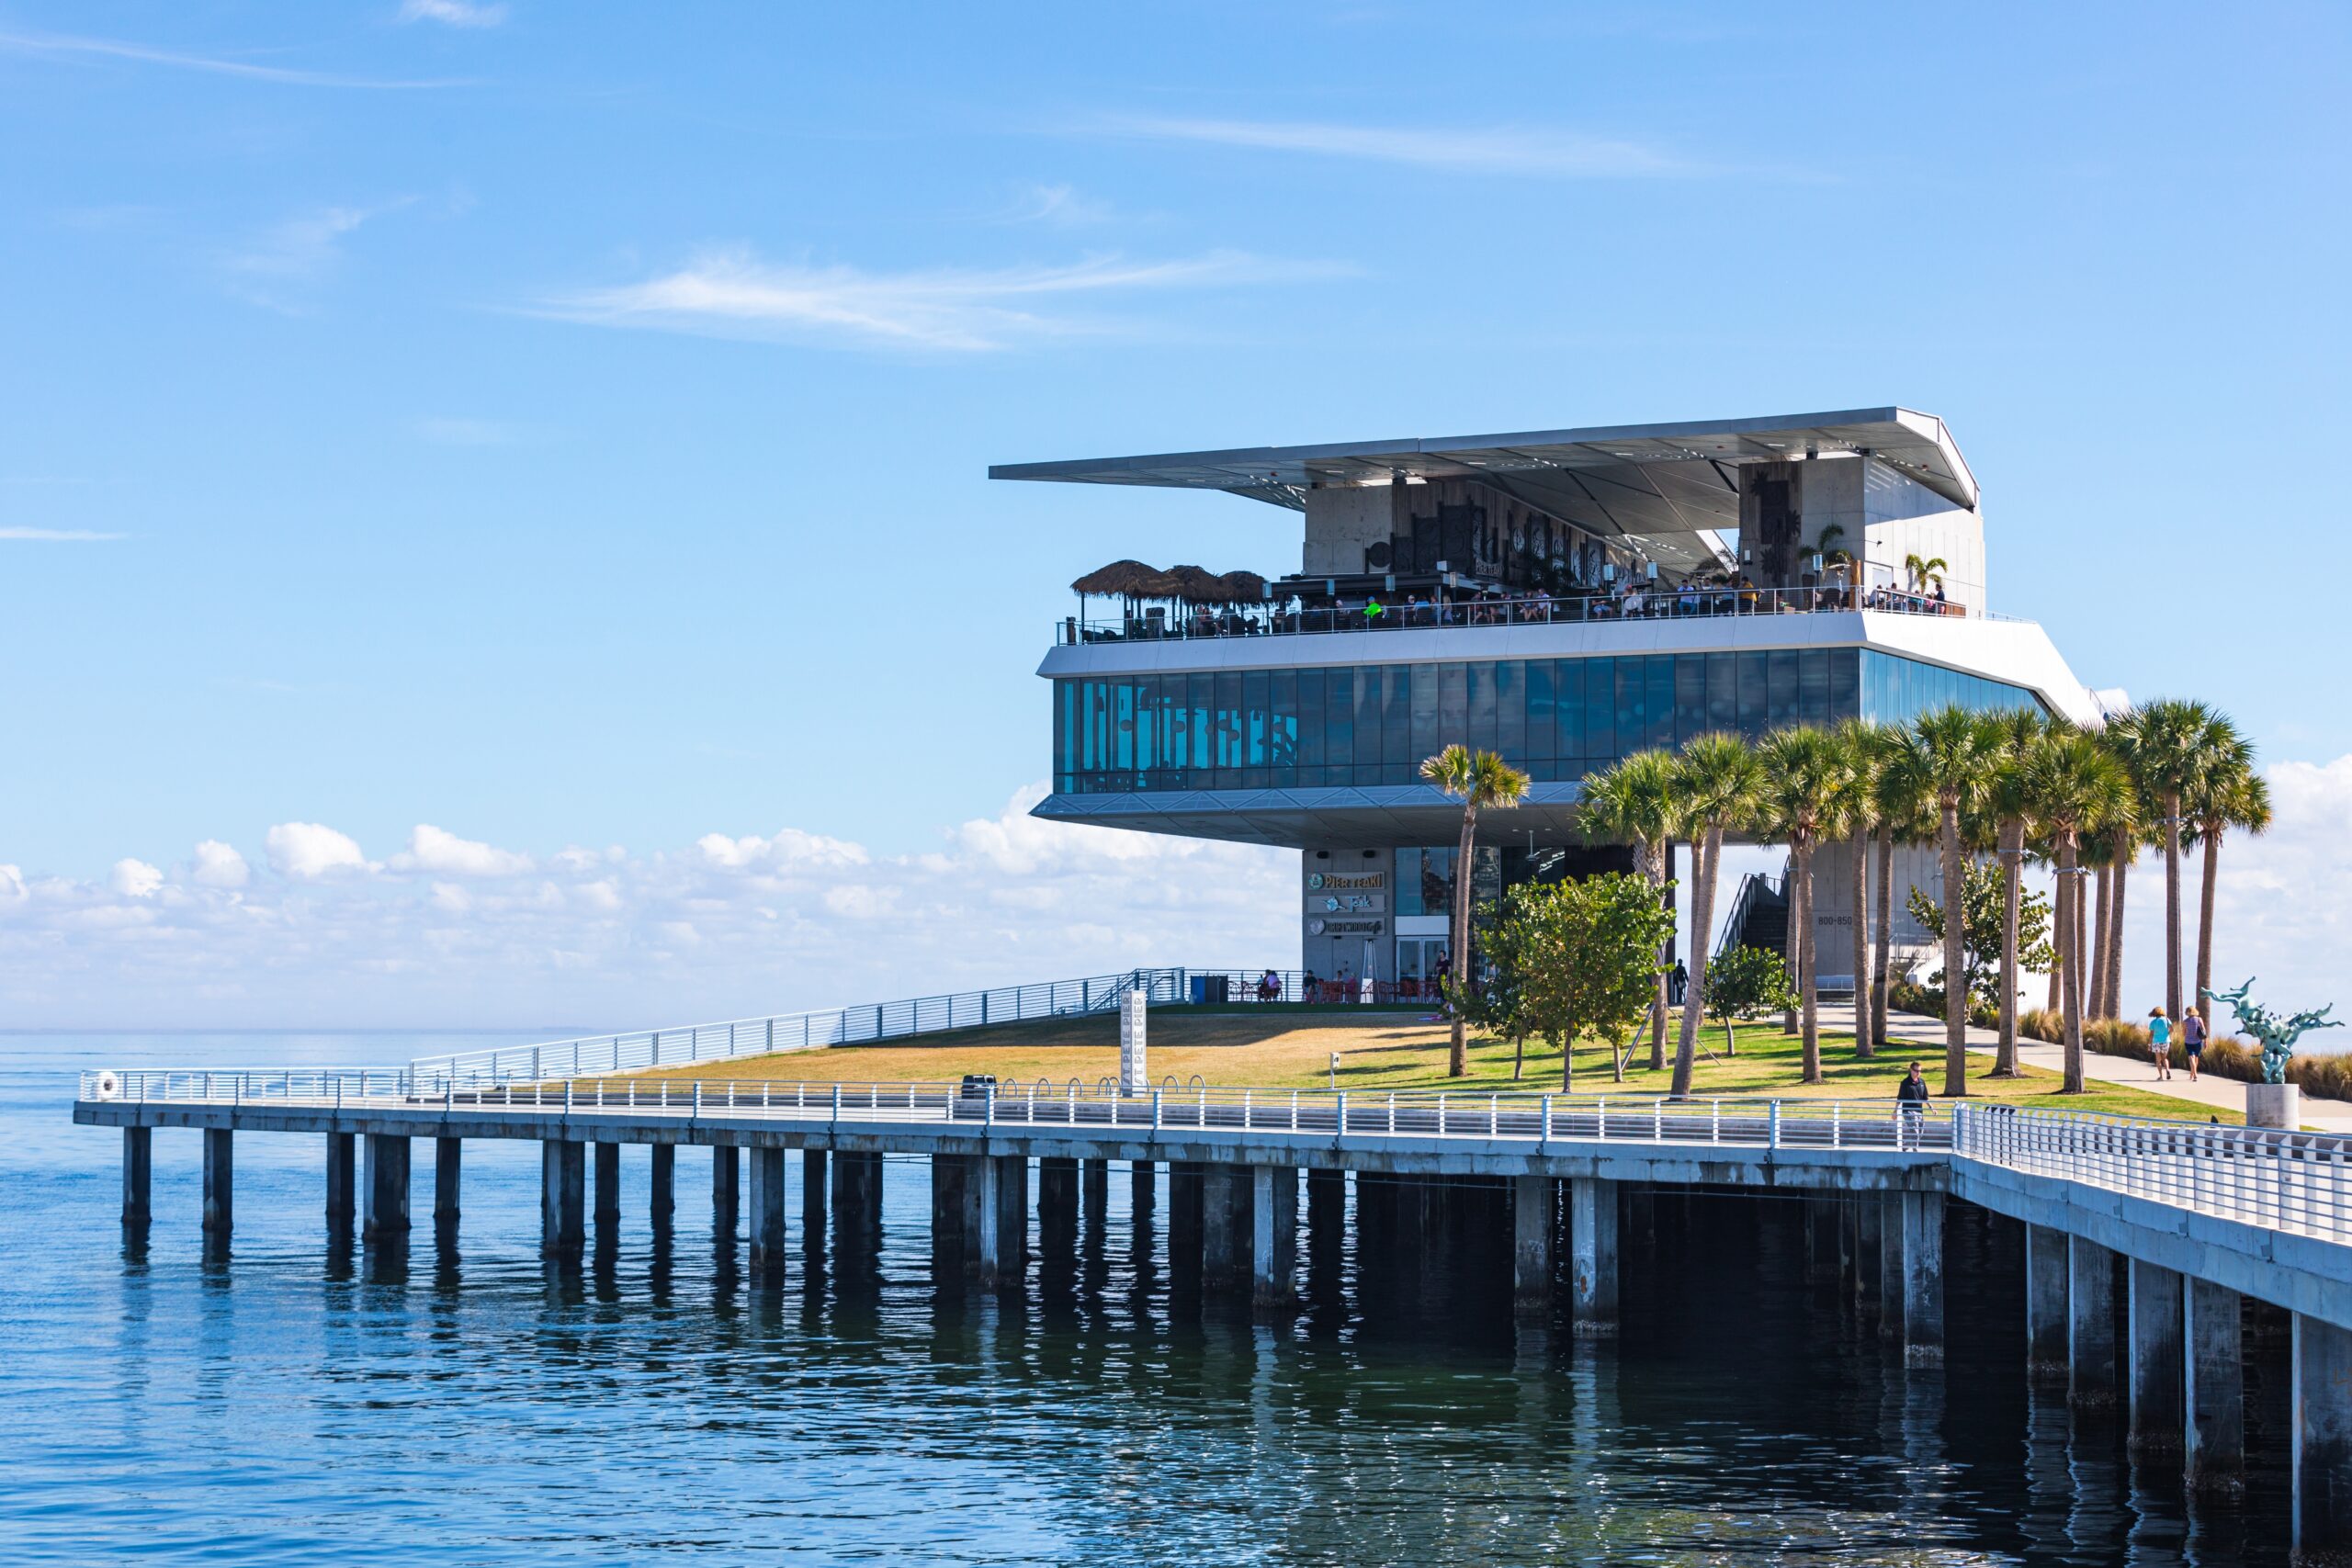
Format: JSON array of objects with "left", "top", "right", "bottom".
[{"left": 1053, "top": 648, "right": 2043, "bottom": 795}]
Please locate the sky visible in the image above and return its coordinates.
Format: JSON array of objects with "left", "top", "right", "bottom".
[{"left": 1, "top": 2, "right": 2347, "bottom": 1031}]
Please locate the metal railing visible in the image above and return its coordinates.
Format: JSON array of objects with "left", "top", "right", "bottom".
[
  {"left": 1955, "top": 1103, "right": 2352, "bottom": 1244},
  {"left": 76, "top": 1069, "right": 1954, "bottom": 1153},
  {"left": 403, "top": 967, "right": 1379, "bottom": 1092},
  {"left": 1057, "top": 584, "right": 2007, "bottom": 647}
]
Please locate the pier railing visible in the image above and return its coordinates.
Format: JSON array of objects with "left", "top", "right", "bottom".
[
  {"left": 1953, "top": 1102, "right": 2352, "bottom": 1244},
  {"left": 403, "top": 967, "right": 1336, "bottom": 1091}
]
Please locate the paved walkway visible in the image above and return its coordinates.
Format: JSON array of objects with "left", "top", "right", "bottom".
[{"left": 1815, "top": 1000, "right": 2352, "bottom": 1133}]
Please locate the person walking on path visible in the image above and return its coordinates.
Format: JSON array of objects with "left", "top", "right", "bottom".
[
  {"left": 2147, "top": 1007, "right": 2174, "bottom": 1080},
  {"left": 1895, "top": 1060, "right": 1931, "bottom": 1145},
  {"left": 2181, "top": 1005, "right": 2208, "bottom": 1082}
]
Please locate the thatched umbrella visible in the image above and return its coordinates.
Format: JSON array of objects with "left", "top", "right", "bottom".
[
  {"left": 1070, "top": 559, "right": 1169, "bottom": 598},
  {"left": 1218, "top": 569, "right": 1270, "bottom": 604},
  {"left": 1165, "top": 564, "right": 1228, "bottom": 603}
]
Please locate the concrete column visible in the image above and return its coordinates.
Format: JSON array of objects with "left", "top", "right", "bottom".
[
  {"left": 649, "top": 1145, "right": 675, "bottom": 1229},
  {"left": 1878, "top": 1192, "right": 1906, "bottom": 1341},
  {"left": 1038, "top": 1157, "right": 1080, "bottom": 1250},
  {"left": 1568, "top": 1177, "right": 1618, "bottom": 1337},
  {"left": 833, "top": 1150, "right": 880, "bottom": 1243},
  {"left": 1168, "top": 1161, "right": 1203, "bottom": 1279},
  {"left": 1513, "top": 1174, "right": 1555, "bottom": 1318},
  {"left": 1251, "top": 1165, "right": 1298, "bottom": 1312},
  {"left": 200, "top": 1127, "right": 233, "bottom": 1233},
  {"left": 967, "top": 1154, "right": 1001, "bottom": 1286},
  {"left": 803, "top": 1149, "right": 829, "bottom": 1236},
  {"left": 991, "top": 1155, "right": 1027, "bottom": 1286},
  {"left": 2024, "top": 1224, "right": 2069, "bottom": 1382},
  {"left": 1081, "top": 1158, "right": 1110, "bottom": 1233},
  {"left": 323, "top": 1131, "right": 353, "bottom": 1230},
  {"left": 746, "top": 1147, "right": 787, "bottom": 1268},
  {"left": 122, "top": 1126, "right": 153, "bottom": 1225},
  {"left": 711, "top": 1145, "right": 739, "bottom": 1222},
  {"left": 1130, "top": 1159, "right": 1157, "bottom": 1222},
  {"left": 2127, "top": 1259, "right": 2185, "bottom": 1454},
  {"left": 2184, "top": 1277, "right": 2245, "bottom": 1497},
  {"left": 1805, "top": 1194, "right": 1838, "bottom": 1280},
  {"left": 433, "top": 1137, "right": 461, "bottom": 1224},
  {"left": 364, "top": 1134, "right": 411, "bottom": 1242},
  {"left": 1902, "top": 1191, "right": 1945, "bottom": 1368},
  {"left": 539, "top": 1139, "right": 584, "bottom": 1257},
  {"left": 2296, "top": 1313, "right": 2352, "bottom": 1560},
  {"left": 1201, "top": 1163, "right": 1251, "bottom": 1288},
  {"left": 1628, "top": 1185, "right": 1657, "bottom": 1256},
  {"left": 593, "top": 1142, "right": 621, "bottom": 1226},
  {"left": 2069, "top": 1235, "right": 2120, "bottom": 1410},
  {"left": 1855, "top": 1195, "right": 1882, "bottom": 1313},
  {"left": 931, "top": 1153, "right": 967, "bottom": 1269}
]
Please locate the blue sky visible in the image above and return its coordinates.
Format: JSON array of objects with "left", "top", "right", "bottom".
[{"left": 3, "top": 2, "right": 2347, "bottom": 1027}]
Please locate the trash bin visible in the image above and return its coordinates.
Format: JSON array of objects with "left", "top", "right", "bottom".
[{"left": 1203, "top": 974, "right": 1229, "bottom": 1004}]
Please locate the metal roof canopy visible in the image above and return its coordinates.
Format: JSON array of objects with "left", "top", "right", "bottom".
[{"left": 989, "top": 407, "right": 1979, "bottom": 553}]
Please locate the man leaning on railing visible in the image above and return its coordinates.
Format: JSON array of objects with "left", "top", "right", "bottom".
[{"left": 1895, "top": 1061, "right": 1931, "bottom": 1147}]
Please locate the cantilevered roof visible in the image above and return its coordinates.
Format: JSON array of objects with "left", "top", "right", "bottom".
[{"left": 989, "top": 407, "right": 1978, "bottom": 548}]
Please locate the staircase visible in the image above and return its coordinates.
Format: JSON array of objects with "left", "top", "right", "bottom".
[{"left": 1719, "top": 872, "right": 1789, "bottom": 956}]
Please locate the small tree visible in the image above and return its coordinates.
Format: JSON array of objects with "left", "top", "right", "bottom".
[
  {"left": 1462, "top": 897, "right": 1532, "bottom": 1078},
  {"left": 1905, "top": 861, "right": 2054, "bottom": 1020},
  {"left": 1706, "top": 944, "right": 1797, "bottom": 1058},
  {"left": 1499, "top": 874, "right": 1675, "bottom": 1091}
]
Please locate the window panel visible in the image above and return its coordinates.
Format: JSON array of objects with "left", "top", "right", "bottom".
[
  {"left": 1384, "top": 665, "right": 1413, "bottom": 771},
  {"left": 1555, "top": 659, "right": 1586, "bottom": 761},
  {"left": 1521, "top": 660, "right": 1548, "bottom": 768},
  {"left": 1645, "top": 655, "right": 1675, "bottom": 751},
  {"left": 1674, "top": 653, "right": 1705, "bottom": 745},
  {"left": 1767, "top": 649, "right": 1798, "bottom": 730},
  {"left": 1410, "top": 663, "right": 1440, "bottom": 765},
  {"left": 1440, "top": 662, "right": 1469, "bottom": 750},
  {"left": 1584, "top": 656, "right": 1614, "bottom": 759},
  {"left": 1798, "top": 648, "right": 1830, "bottom": 728},
  {"left": 1706, "top": 652, "right": 1736, "bottom": 733}
]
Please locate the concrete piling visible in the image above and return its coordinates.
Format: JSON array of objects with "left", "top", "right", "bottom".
[
  {"left": 122, "top": 1126, "right": 153, "bottom": 1226},
  {"left": 324, "top": 1132, "right": 354, "bottom": 1230},
  {"left": 2184, "top": 1277, "right": 2245, "bottom": 1498},
  {"left": 1569, "top": 1176, "right": 1617, "bottom": 1337},
  {"left": 966, "top": 1154, "right": 1000, "bottom": 1286},
  {"left": 201, "top": 1128, "right": 233, "bottom": 1234},
  {"left": 712, "top": 1145, "right": 739, "bottom": 1224},
  {"left": 2126, "top": 1259, "right": 2185, "bottom": 1455},
  {"left": 2295, "top": 1313, "right": 2352, "bottom": 1560},
  {"left": 2069, "top": 1235, "right": 2120, "bottom": 1410},
  {"left": 1513, "top": 1174, "right": 1554, "bottom": 1318},
  {"left": 991, "top": 1155, "right": 1028, "bottom": 1286},
  {"left": 434, "top": 1137, "right": 461, "bottom": 1225},
  {"left": 746, "top": 1147, "right": 786, "bottom": 1269},
  {"left": 1201, "top": 1163, "right": 1251, "bottom": 1289},
  {"left": 539, "top": 1139, "right": 584, "bottom": 1258},
  {"left": 1250, "top": 1164, "right": 1297, "bottom": 1313},
  {"left": 1038, "top": 1157, "right": 1080, "bottom": 1254},
  {"left": 1130, "top": 1159, "right": 1156, "bottom": 1224},
  {"left": 363, "top": 1134, "right": 410, "bottom": 1242},
  {"left": 804, "top": 1149, "right": 829, "bottom": 1236},
  {"left": 594, "top": 1142, "right": 621, "bottom": 1227},
  {"left": 1901, "top": 1191, "right": 1945, "bottom": 1368},
  {"left": 649, "top": 1144, "right": 674, "bottom": 1229},
  {"left": 2024, "top": 1224, "right": 2068, "bottom": 1382},
  {"left": 833, "top": 1150, "right": 880, "bottom": 1245},
  {"left": 1081, "top": 1158, "right": 1109, "bottom": 1234},
  {"left": 1877, "top": 1191, "right": 1905, "bottom": 1342}
]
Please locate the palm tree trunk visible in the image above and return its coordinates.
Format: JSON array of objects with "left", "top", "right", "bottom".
[
  {"left": 1797, "top": 840, "right": 1821, "bottom": 1083},
  {"left": 1649, "top": 840, "right": 1670, "bottom": 1072},
  {"left": 1996, "top": 820, "right": 2022, "bottom": 1075},
  {"left": 2105, "top": 832, "right": 2130, "bottom": 1020},
  {"left": 2165, "top": 790, "right": 2184, "bottom": 1024},
  {"left": 2089, "top": 863, "right": 2113, "bottom": 1020},
  {"left": 1448, "top": 808, "right": 1476, "bottom": 1077},
  {"left": 2060, "top": 845, "right": 2086, "bottom": 1091},
  {"left": 1672, "top": 827, "right": 1720, "bottom": 1098},
  {"left": 2195, "top": 823, "right": 2221, "bottom": 1015},
  {"left": 1871, "top": 827, "right": 1894, "bottom": 1048},
  {"left": 1939, "top": 800, "right": 1967, "bottom": 1098},
  {"left": 1850, "top": 823, "right": 1872, "bottom": 1058},
  {"left": 1781, "top": 863, "right": 1801, "bottom": 1035}
]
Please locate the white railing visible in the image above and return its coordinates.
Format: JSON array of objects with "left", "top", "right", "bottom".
[
  {"left": 76, "top": 1070, "right": 1954, "bottom": 1152},
  {"left": 403, "top": 967, "right": 1324, "bottom": 1092},
  {"left": 1955, "top": 1103, "right": 2352, "bottom": 1244}
]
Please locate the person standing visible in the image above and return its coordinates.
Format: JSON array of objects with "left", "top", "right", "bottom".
[
  {"left": 1895, "top": 1061, "right": 1931, "bottom": 1146},
  {"left": 2181, "top": 1005, "right": 2207, "bottom": 1082},
  {"left": 2147, "top": 1007, "right": 2174, "bottom": 1080}
]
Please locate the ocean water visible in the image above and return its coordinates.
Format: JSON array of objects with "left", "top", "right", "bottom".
[{"left": 0, "top": 1031, "right": 2297, "bottom": 1565}]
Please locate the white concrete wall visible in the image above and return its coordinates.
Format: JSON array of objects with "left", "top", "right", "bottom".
[{"left": 1302, "top": 485, "right": 1394, "bottom": 576}]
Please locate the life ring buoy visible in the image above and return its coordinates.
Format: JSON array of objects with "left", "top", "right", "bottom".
[{"left": 95, "top": 1069, "right": 121, "bottom": 1100}]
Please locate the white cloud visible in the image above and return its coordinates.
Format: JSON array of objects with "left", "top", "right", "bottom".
[
  {"left": 697, "top": 828, "right": 868, "bottom": 872},
  {"left": 108, "top": 859, "right": 163, "bottom": 898},
  {"left": 0, "top": 28, "right": 470, "bottom": 87},
  {"left": 0, "top": 526, "right": 123, "bottom": 541},
  {"left": 189, "top": 840, "right": 251, "bottom": 888},
  {"left": 397, "top": 0, "right": 506, "bottom": 26},
  {"left": 1001, "top": 183, "right": 1116, "bottom": 227},
  {"left": 266, "top": 821, "right": 375, "bottom": 879},
  {"left": 541, "top": 246, "right": 1348, "bottom": 353},
  {"left": 390, "top": 823, "right": 533, "bottom": 877},
  {"left": 1097, "top": 116, "right": 1697, "bottom": 177},
  {"left": 0, "top": 864, "right": 26, "bottom": 908}
]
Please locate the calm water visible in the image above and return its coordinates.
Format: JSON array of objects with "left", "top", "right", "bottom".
[{"left": 0, "top": 1032, "right": 2297, "bottom": 1565}]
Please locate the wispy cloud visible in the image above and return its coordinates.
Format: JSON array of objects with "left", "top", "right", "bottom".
[
  {"left": 222, "top": 201, "right": 407, "bottom": 309},
  {"left": 1097, "top": 115, "right": 1697, "bottom": 177},
  {"left": 0, "top": 525, "right": 122, "bottom": 541},
  {"left": 1000, "top": 182, "right": 1118, "bottom": 228},
  {"left": 397, "top": 0, "right": 508, "bottom": 26},
  {"left": 539, "top": 246, "right": 1348, "bottom": 352},
  {"left": 0, "top": 28, "right": 473, "bottom": 88}
]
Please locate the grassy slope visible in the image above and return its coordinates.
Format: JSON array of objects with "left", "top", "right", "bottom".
[{"left": 627, "top": 1006, "right": 2232, "bottom": 1123}]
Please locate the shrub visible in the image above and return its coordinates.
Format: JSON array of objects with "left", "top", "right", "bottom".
[
  {"left": 2062, "top": 1016, "right": 2352, "bottom": 1102},
  {"left": 2018, "top": 1007, "right": 2063, "bottom": 1044},
  {"left": 1889, "top": 974, "right": 1996, "bottom": 1030}
]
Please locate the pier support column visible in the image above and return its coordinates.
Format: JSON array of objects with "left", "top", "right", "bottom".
[
  {"left": 1878, "top": 1192, "right": 1905, "bottom": 1341},
  {"left": 1169, "top": 1161, "right": 1203, "bottom": 1280},
  {"left": 539, "top": 1139, "right": 584, "bottom": 1258},
  {"left": 803, "top": 1149, "right": 829, "bottom": 1238},
  {"left": 1855, "top": 1195, "right": 1882, "bottom": 1314},
  {"left": 1569, "top": 1177, "right": 1618, "bottom": 1337},
  {"left": 966, "top": 1155, "right": 1001, "bottom": 1286},
  {"left": 201, "top": 1128, "right": 233, "bottom": 1233},
  {"left": 1902, "top": 1191, "right": 1945, "bottom": 1368},
  {"left": 323, "top": 1132, "right": 353, "bottom": 1230},
  {"left": 2127, "top": 1260, "right": 2185, "bottom": 1455},
  {"left": 433, "top": 1137, "right": 461, "bottom": 1225},
  {"left": 746, "top": 1147, "right": 787, "bottom": 1269},
  {"left": 1201, "top": 1164, "right": 1251, "bottom": 1289},
  {"left": 1513, "top": 1174, "right": 1555, "bottom": 1318},
  {"left": 712, "top": 1146, "right": 740, "bottom": 1224},
  {"left": 1039, "top": 1157, "right": 1080, "bottom": 1254},
  {"left": 2069, "top": 1235, "right": 2120, "bottom": 1410},
  {"left": 931, "top": 1154, "right": 967, "bottom": 1271},
  {"left": 992, "top": 1155, "right": 1028, "bottom": 1286},
  {"left": 1082, "top": 1158, "right": 1109, "bottom": 1234},
  {"left": 2025, "top": 1224, "right": 2069, "bottom": 1382},
  {"left": 363, "top": 1134, "right": 410, "bottom": 1242},
  {"left": 1804, "top": 1193, "right": 1838, "bottom": 1280},
  {"left": 122, "top": 1126, "right": 153, "bottom": 1225},
  {"left": 2295, "top": 1312, "right": 2352, "bottom": 1561},
  {"left": 594, "top": 1142, "right": 621, "bottom": 1227},
  {"left": 1130, "top": 1159, "right": 1156, "bottom": 1223},
  {"left": 2185, "top": 1277, "right": 2245, "bottom": 1498},
  {"left": 649, "top": 1145, "right": 674, "bottom": 1230},
  {"left": 1251, "top": 1165, "right": 1297, "bottom": 1313},
  {"left": 833, "top": 1150, "right": 880, "bottom": 1244}
]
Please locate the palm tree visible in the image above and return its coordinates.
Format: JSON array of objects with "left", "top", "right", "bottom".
[
  {"left": 2111, "top": 699, "right": 2227, "bottom": 1023},
  {"left": 1871, "top": 740, "right": 1932, "bottom": 1052},
  {"left": 2186, "top": 745, "right": 2270, "bottom": 1010},
  {"left": 1753, "top": 727, "right": 1848, "bottom": 1084},
  {"left": 1983, "top": 707, "right": 2048, "bottom": 1076},
  {"left": 1903, "top": 553, "right": 1949, "bottom": 593},
  {"left": 2084, "top": 829, "right": 2116, "bottom": 1020},
  {"left": 1420, "top": 744, "right": 1531, "bottom": 1077},
  {"left": 1668, "top": 732, "right": 1763, "bottom": 1097},
  {"left": 1830, "top": 719, "right": 1896, "bottom": 1059},
  {"left": 2092, "top": 708, "right": 2146, "bottom": 1021},
  {"left": 1889, "top": 706, "right": 2001, "bottom": 1098},
  {"left": 2017, "top": 730, "right": 2133, "bottom": 1091},
  {"left": 1579, "top": 750, "right": 1681, "bottom": 1072}
]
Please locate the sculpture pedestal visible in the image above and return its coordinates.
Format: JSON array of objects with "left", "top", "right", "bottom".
[{"left": 2247, "top": 1083, "right": 2301, "bottom": 1130}]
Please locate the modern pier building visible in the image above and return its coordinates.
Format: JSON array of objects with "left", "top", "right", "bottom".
[{"left": 998, "top": 408, "right": 2112, "bottom": 990}]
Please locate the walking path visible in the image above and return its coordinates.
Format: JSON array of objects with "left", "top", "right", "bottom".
[{"left": 1818, "top": 1001, "right": 2352, "bottom": 1133}]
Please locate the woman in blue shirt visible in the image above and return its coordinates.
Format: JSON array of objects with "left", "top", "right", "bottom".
[{"left": 2147, "top": 1007, "right": 2174, "bottom": 1080}]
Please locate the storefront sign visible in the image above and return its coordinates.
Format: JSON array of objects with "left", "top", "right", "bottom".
[
  {"left": 1309, "top": 892, "right": 1385, "bottom": 914},
  {"left": 1307, "top": 872, "right": 1385, "bottom": 892},
  {"left": 1308, "top": 918, "right": 1386, "bottom": 937}
]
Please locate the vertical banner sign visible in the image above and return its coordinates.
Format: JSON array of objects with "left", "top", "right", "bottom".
[{"left": 1120, "top": 989, "right": 1148, "bottom": 1095}]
